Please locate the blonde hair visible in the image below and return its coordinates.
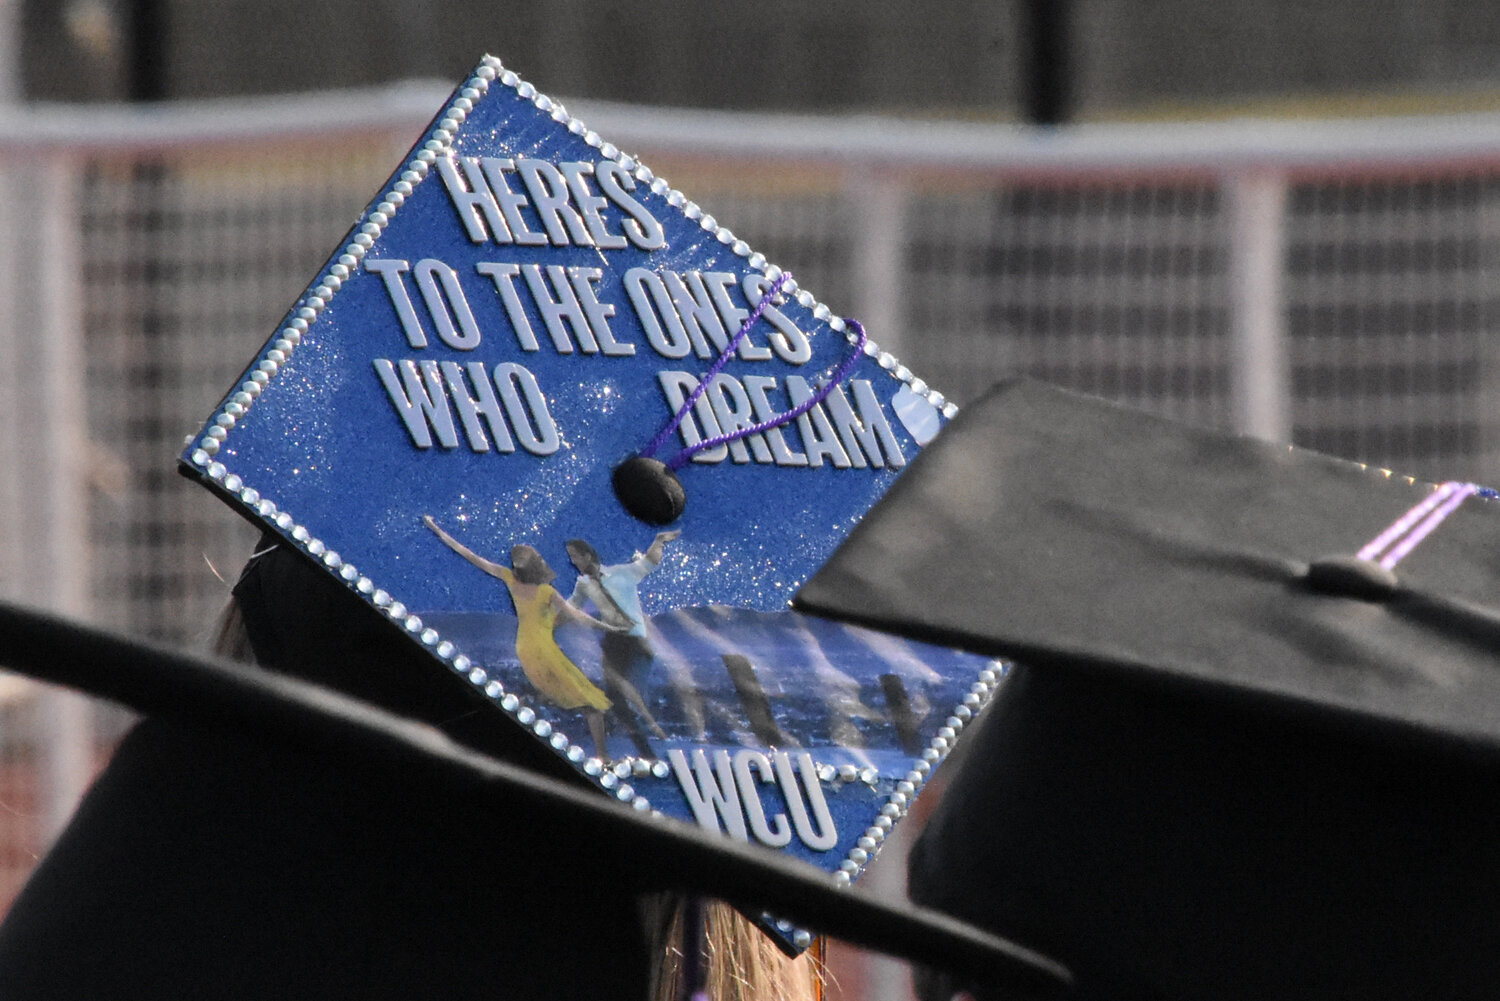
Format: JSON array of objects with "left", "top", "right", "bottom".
[{"left": 652, "top": 897, "right": 823, "bottom": 1001}]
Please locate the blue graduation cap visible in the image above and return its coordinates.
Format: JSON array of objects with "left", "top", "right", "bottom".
[{"left": 181, "top": 55, "right": 988, "bottom": 945}]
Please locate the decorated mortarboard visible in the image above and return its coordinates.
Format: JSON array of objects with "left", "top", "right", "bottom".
[
  {"left": 795, "top": 378, "right": 1500, "bottom": 999},
  {"left": 180, "top": 55, "right": 996, "bottom": 949}
]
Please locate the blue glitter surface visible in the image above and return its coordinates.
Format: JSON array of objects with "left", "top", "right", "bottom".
[{"left": 181, "top": 59, "right": 974, "bottom": 904}]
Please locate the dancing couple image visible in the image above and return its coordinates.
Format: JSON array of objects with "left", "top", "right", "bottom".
[{"left": 424, "top": 516, "right": 679, "bottom": 760}]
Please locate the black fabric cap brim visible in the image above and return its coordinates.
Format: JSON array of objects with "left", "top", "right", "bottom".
[
  {"left": 796, "top": 378, "right": 1500, "bottom": 761},
  {"left": 0, "top": 598, "right": 1070, "bottom": 999}
]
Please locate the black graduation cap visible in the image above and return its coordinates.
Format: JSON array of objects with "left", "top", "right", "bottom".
[
  {"left": 794, "top": 378, "right": 1500, "bottom": 1000},
  {"left": 0, "top": 552, "right": 1070, "bottom": 1000}
]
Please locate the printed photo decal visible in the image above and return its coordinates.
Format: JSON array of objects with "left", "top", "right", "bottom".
[{"left": 419, "top": 518, "right": 998, "bottom": 867}]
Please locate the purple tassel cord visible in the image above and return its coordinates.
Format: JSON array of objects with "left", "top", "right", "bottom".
[
  {"left": 1358, "top": 480, "right": 1499, "bottom": 569},
  {"left": 639, "top": 272, "right": 870, "bottom": 472}
]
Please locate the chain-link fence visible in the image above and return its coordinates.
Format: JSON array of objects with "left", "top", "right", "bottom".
[{"left": 5, "top": 88, "right": 1500, "bottom": 935}]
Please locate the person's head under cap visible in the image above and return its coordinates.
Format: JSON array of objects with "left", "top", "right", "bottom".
[
  {"left": 0, "top": 537, "right": 662, "bottom": 999},
  {"left": 796, "top": 379, "right": 1500, "bottom": 1001},
  {"left": 1, "top": 537, "right": 1068, "bottom": 1001}
]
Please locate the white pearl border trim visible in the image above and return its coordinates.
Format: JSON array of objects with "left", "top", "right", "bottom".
[
  {"left": 493, "top": 54, "right": 954, "bottom": 417},
  {"left": 188, "top": 58, "right": 641, "bottom": 810},
  {"left": 823, "top": 660, "right": 1006, "bottom": 887},
  {"left": 189, "top": 52, "right": 968, "bottom": 844}
]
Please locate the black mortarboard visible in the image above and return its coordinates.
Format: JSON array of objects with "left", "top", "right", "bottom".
[
  {"left": 0, "top": 583, "right": 1069, "bottom": 1000},
  {"left": 794, "top": 378, "right": 1500, "bottom": 999}
]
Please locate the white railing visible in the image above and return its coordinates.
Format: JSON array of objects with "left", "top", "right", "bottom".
[{"left": 4, "top": 85, "right": 1500, "bottom": 930}]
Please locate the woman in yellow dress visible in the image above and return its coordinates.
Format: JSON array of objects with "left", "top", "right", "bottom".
[{"left": 424, "top": 517, "right": 615, "bottom": 753}]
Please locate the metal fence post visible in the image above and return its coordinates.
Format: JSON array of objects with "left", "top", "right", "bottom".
[
  {"left": 849, "top": 169, "right": 908, "bottom": 355},
  {"left": 0, "top": 151, "right": 95, "bottom": 839},
  {"left": 1224, "top": 169, "right": 1291, "bottom": 443}
]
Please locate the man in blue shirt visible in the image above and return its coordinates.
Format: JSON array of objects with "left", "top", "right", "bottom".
[{"left": 567, "top": 530, "right": 679, "bottom": 758}]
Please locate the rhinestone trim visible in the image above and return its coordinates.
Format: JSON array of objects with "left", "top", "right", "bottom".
[{"left": 187, "top": 52, "right": 972, "bottom": 843}]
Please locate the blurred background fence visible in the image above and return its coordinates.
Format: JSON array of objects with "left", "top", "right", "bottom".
[{"left": 5, "top": 84, "right": 1500, "bottom": 914}]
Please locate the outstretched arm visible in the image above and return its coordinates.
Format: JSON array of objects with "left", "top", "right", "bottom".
[
  {"left": 423, "top": 515, "right": 511, "bottom": 582},
  {"left": 553, "top": 592, "right": 625, "bottom": 632},
  {"left": 642, "top": 529, "right": 681, "bottom": 568},
  {"left": 566, "top": 577, "right": 587, "bottom": 609}
]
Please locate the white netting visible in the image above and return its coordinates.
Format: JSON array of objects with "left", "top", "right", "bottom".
[
  {"left": 1285, "top": 174, "right": 1500, "bottom": 482},
  {"left": 908, "top": 182, "right": 1233, "bottom": 427},
  {"left": 81, "top": 139, "right": 411, "bottom": 645}
]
